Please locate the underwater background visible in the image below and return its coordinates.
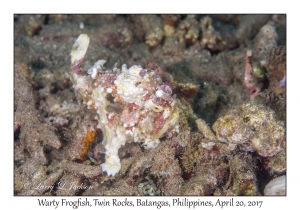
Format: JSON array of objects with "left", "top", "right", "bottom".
[{"left": 14, "top": 14, "right": 286, "bottom": 196}]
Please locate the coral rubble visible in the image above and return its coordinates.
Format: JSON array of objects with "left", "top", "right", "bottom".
[
  {"left": 14, "top": 14, "right": 286, "bottom": 196},
  {"left": 212, "top": 102, "right": 285, "bottom": 158},
  {"left": 14, "top": 63, "right": 62, "bottom": 166}
]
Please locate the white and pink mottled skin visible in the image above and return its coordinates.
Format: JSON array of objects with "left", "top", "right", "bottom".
[{"left": 70, "top": 34, "right": 179, "bottom": 176}]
